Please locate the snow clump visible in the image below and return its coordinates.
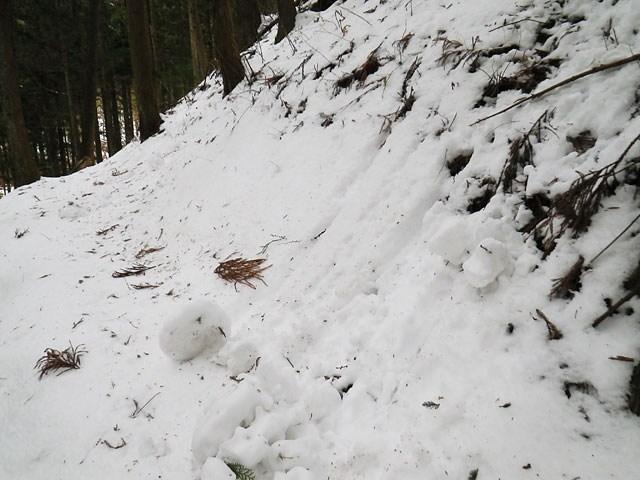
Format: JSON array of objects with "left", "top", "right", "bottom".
[{"left": 159, "top": 298, "right": 229, "bottom": 362}]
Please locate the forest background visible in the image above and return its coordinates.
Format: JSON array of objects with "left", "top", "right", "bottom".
[{"left": 0, "top": 0, "right": 327, "bottom": 194}]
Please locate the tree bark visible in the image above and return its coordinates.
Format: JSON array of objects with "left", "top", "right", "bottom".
[
  {"left": 121, "top": 78, "right": 135, "bottom": 143},
  {"left": 127, "top": 0, "right": 161, "bottom": 141},
  {"left": 212, "top": 0, "right": 244, "bottom": 96},
  {"left": 78, "top": 0, "right": 101, "bottom": 167},
  {"left": 275, "top": 0, "right": 296, "bottom": 43},
  {"left": 0, "top": 0, "right": 40, "bottom": 187},
  {"left": 101, "top": 71, "right": 122, "bottom": 156},
  {"left": 235, "top": 0, "right": 261, "bottom": 51},
  {"left": 188, "top": 0, "right": 209, "bottom": 84}
]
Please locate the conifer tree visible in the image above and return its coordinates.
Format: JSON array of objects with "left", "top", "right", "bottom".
[
  {"left": 0, "top": 0, "right": 40, "bottom": 186},
  {"left": 212, "top": 0, "right": 244, "bottom": 96},
  {"left": 126, "top": 0, "right": 162, "bottom": 140}
]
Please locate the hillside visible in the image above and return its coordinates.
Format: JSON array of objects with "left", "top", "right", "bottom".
[{"left": 2, "top": 0, "right": 640, "bottom": 479}]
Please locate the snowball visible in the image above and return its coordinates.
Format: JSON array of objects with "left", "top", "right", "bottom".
[
  {"left": 427, "top": 217, "right": 472, "bottom": 265},
  {"left": 462, "top": 238, "right": 511, "bottom": 288},
  {"left": 159, "top": 298, "right": 229, "bottom": 362},
  {"left": 58, "top": 202, "right": 89, "bottom": 220},
  {"left": 200, "top": 457, "right": 235, "bottom": 480},
  {"left": 192, "top": 382, "right": 266, "bottom": 462}
]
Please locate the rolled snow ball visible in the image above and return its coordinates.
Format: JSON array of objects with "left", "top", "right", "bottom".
[
  {"left": 463, "top": 238, "right": 510, "bottom": 288},
  {"left": 201, "top": 457, "right": 235, "bottom": 480},
  {"left": 159, "top": 299, "right": 230, "bottom": 362}
]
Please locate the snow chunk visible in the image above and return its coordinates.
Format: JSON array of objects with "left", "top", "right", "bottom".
[
  {"left": 427, "top": 217, "right": 472, "bottom": 265},
  {"left": 58, "top": 202, "right": 90, "bottom": 220},
  {"left": 192, "top": 382, "right": 267, "bottom": 462},
  {"left": 200, "top": 457, "right": 235, "bottom": 480},
  {"left": 159, "top": 298, "right": 229, "bottom": 362},
  {"left": 462, "top": 238, "right": 511, "bottom": 288}
]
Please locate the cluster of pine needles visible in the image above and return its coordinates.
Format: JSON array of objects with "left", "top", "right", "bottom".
[
  {"left": 215, "top": 257, "right": 271, "bottom": 290},
  {"left": 35, "top": 342, "right": 86, "bottom": 380}
]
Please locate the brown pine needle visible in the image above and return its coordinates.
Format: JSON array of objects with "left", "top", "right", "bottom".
[
  {"left": 215, "top": 257, "right": 272, "bottom": 290},
  {"left": 35, "top": 342, "right": 87, "bottom": 380},
  {"left": 112, "top": 263, "right": 155, "bottom": 278}
]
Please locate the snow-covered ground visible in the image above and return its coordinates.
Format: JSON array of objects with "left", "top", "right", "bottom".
[{"left": 2, "top": 0, "right": 640, "bottom": 478}]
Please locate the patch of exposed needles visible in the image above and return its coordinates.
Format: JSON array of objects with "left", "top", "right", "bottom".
[
  {"left": 14, "top": 228, "right": 29, "bottom": 238},
  {"left": 436, "top": 36, "right": 481, "bottom": 70},
  {"left": 334, "top": 47, "right": 381, "bottom": 92},
  {"left": 112, "top": 263, "right": 155, "bottom": 278},
  {"left": 549, "top": 256, "right": 584, "bottom": 299},
  {"left": 35, "top": 342, "right": 87, "bottom": 380},
  {"left": 131, "top": 282, "right": 162, "bottom": 290},
  {"left": 535, "top": 309, "right": 563, "bottom": 340},
  {"left": 96, "top": 224, "right": 119, "bottom": 236},
  {"left": 499, "top": 109, "right": 554, "bottom": 194},
  {"left": 135, "top": 246, "right": 165, "bottom": 259},
  {"left": 215, "top": 257, "right": 271, "bottom": 290}
]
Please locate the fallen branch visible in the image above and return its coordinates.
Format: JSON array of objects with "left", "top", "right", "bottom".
[
  {"left": 472, "top": 53, "right": 640, "bottom": 125},
  {"left": 592, "top": 283, "right": 640, "bottom": 328}
]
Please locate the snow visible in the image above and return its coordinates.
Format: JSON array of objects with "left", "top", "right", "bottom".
[
  {"left": 2, "top": 0, "right": 640, "bottom": 479},
  {"left": 159, "top": 298, "right": 229, "bottom": 362}
]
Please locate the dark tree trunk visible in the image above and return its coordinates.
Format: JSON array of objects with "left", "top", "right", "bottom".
[
  {"left": 94, "top": 108, "right": 102, "bottom": 163},
  {"left": 188, "top": 0, "right": 209, "bottom": 84},
  {"left": 57, "top": 125, "right": 68, "bottom": 176},
  {"left": 46, "top": 124, "right": 60, "bottom": 176},
  {"left": 127, "top": 0, "right": 161, "bottom": 140},
  {"left": 0, "top": 0, "right": 40, "bottom": 187},
  {"left": 311, "top": 0, "right": 337, "bottom": 11},
  {"left": 212, "top": 0, "right": 244, "bottom": 96},
  {"left": 101, "top": 71, "right": 122, "bottom": 156},
  {"left": 275, "top": 0, "right": 296, "bottom": 43},
  {"left": 78, "top": 0, "right": 101, "bottom": 167},
  {"left": 121, "top": 78, "right": 135, "bottom": 143},
  {"left": 235, "top": 0, "right": 261, "bottom": 51}
]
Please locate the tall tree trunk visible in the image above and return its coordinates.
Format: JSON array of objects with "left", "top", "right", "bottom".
[
  {"left": 78, "top": 0, "right": 101, "bottom": 166},
  {"left": 94, "top": 107, "right": 102, "bottom": 163},
  {"left": 188, "top": 0, "right": 209, "bottom": 84},
  {"left": 101, "top": 71, "right": 122, "bottom": 156},
  {"left": 213, "top": 0, "right": 244, "bottom": 96},
  {"left": 0, "top": 0, "right": 40, "bottom": 187},
  {"left": 57, "top": 125, "right": 68, "bottom": 176},
  {"left": 275, "top": 0, "right": 296, "bottom": 43},
  {"left": 127, "top": 0, "right": 161, "bottom": 141},
  {"left": 121, "top": 78, "right": 135, "bottom": 143},
  {"left": 235, "top": 0, "right": 261, "bottom": 51}
]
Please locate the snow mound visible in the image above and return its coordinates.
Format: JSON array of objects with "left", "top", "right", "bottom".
[
  {"left": 159, "top": 298, "right": 229, "bottom": 362},
  {"left": 463, "top": 238, "right": 512, "bottom": 288},
  {"left": 200, "top": 458, "right": 235, "bottom": 480}
]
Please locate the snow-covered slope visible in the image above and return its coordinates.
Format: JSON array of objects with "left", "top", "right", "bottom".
[{"left": 2, "top": 0, "right": 640, "bottom": 478}]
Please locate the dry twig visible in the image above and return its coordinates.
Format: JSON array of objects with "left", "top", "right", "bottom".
[{"left": 473, "top": 53, "right": 640, "bottom": 125}]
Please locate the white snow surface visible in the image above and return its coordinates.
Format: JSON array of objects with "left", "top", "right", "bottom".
[{"left": 2, "top": 0, "right": 640, "bottom": 478}]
